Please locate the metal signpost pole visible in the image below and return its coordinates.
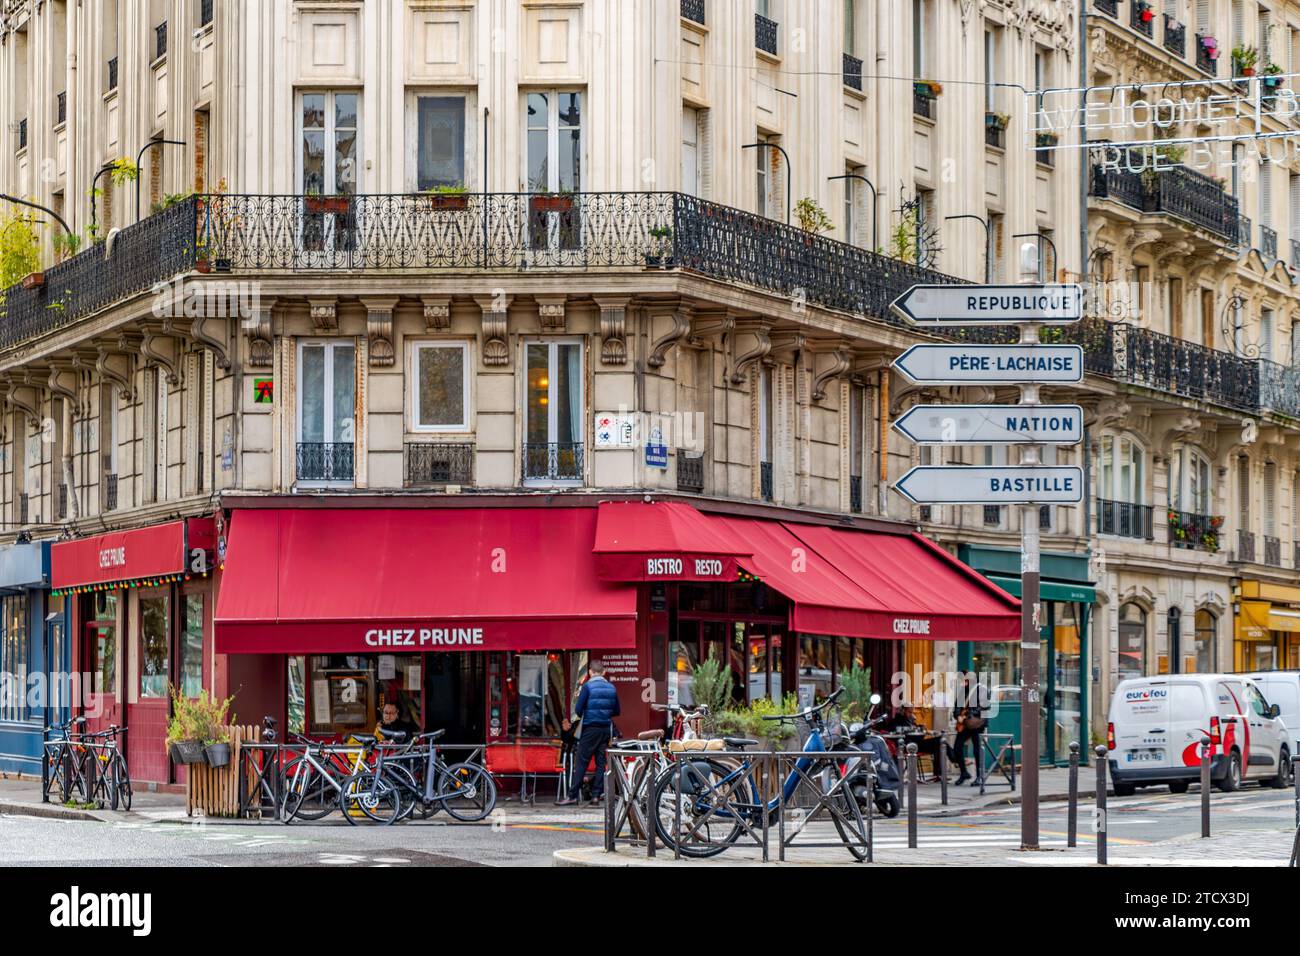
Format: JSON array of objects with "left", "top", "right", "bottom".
[{"left": 1017, "top": 250, "right": 1042, "bottom": 849}]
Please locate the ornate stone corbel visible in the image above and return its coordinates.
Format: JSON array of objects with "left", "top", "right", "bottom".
[
  {"left": 190, "top": 314, "right": 232, "bottom": 370},
  {"left": 7, "top": 376, "right": 43, "bottom": 426},
  {"left": 686, "top": 308, "right": 734, "bottom": 349},
  {"left": 729, "top": 320, "right": 772, "bottom": 385},
  {"left": 474, "top": 295, "right": 512, "bottom": 367},
  {"left": 309, "top": 297, "right": 338, "bottom": 333},
  {"left": 422, "top": 295, "right": 452, "bottom": 332},
  {"left": 82, "top": 345, "right": 132, "bottom": 401},
  {"left": 141, "top": 324, "right": 180, "bottom": 385},
  {"left": 47, "top": 363, "right": 81, "bottom": 415},
  {"left": 362, "top": 296, "right": 398, "bottom": 368},
  {"left": 245, "top": 301, "right": 274, "bottom": 368},
  {"left": 593, "top": 296, "right": 629, "bottom": 366},
  {"left": 647, "top": 307, "right": 693, "bottom": 369},
  {"left": 536, "top": 295, "right": 566, "bottom": 334},
  {"left": 767, "top": 331, "right": 807, "bottom": 366},
  {"left": 810, "top": 346, "right": 853, "bottom": 403}
]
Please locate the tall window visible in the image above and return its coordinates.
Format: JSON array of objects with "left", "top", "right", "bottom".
[
  {"left": 1194, "top": 609, "right": 1217, "bottom": 673},
  {"left": 844, "top": 0, "right": 856, "bottom": 56},
  {"left": 984, "top": 28, "right": 998, "bottom": 112},
  {"left": 410, "top": 342, "right": 470, "bottom": 432},
  {"left": 1170, "top": 445, "right": 1212, "bottom": 514},
  {"left": 525, "top": 90, "right": 581, "bottom": 192},
  {"left": 842, "top": 169, "right": 856, "bottom": 245},
  {"left": 138, "top": 593, "right": 169, "bottom": 699},
  {"left": 180, "top": 594, "right": 203, "bottom": 698},
  {"left": 411, "top": 94, "right": 466, "bottom": 190},
  {"left": 300, "top": 91, "right": 358, "bottom": 195},
  {"left": 759, "top": 366, "right": 775, "bottom": 468},
  {"left": 1261, "top": 307, "right": 1274, "bottom": 361},
  {"left": 755, "top": 134, "right": 770, "bottom": 217},
  {"left": 681, "top": 107, "right": 700, "bottom": 196},
  {"left": 912, "top": 0, "right": 927, "bottom": 78},
  {"left": 153, "top": 370, "right": 167, "bottom": 503},
  {"left": 0, "top": 595, "right": 27, "bottom": 722},
  {"left": 524, "top": 341, "right": 584, "bottom": 482},
  {"left": 1290, "top": 172, "right": 1300, "bottom": 246},
  {"left": 1165, "top": 606, "right": 1181, "bottom": 674},
  {"left": 297, "top": 340, "right": 356, "bottom": 485},
  {"left": 1260, "top": 161, "right": 1273, "bottom": 229},
  {"left": 1118, "top": 603, "right": 1147, "bottom": 680},
  {"left": 1099, "top": 435, "right": 1145, "bottom": 503},
  {"left": 1237, "top": 455, "right": 1251, "bottom": 533},
  {"left": 1263, "top": 460, "right": 1277, "bottom": 537}
]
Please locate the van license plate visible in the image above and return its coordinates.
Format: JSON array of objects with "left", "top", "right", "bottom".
[{"left": 1125, "top": 748, "right": 1164, "bottom": 763}]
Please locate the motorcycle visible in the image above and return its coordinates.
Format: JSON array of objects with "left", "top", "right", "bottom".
[{"left": 836, "top": 694, "right": 902, "bottom": 818}]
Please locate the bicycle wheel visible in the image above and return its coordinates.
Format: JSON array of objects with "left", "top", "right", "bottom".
[
  {"left": 437, "top": 762, "right": 497, "bottom": 822},
  {"left": 282, "top": 761, "right": 336, "bottom": 822},
  {"left": 55, "top": 750, "right": 73, "bottom": 803},
  {"left": 340, "top": 773, "right": 403, "bottom": 825},
  {"left": 382, "top": 764, "right": 423, "bottom": 822},
  {"left": 821, "top": 769, "right": 868, "bottom": 862},
  {"left": 653, "top": 757, "right": 758, "bottom": 858},
  {"left": 112, "top": 754, "right": 133, "bottom": 812}
]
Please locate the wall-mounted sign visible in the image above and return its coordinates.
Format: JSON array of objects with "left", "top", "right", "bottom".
[{"left": 594, "top": 413, "right": 635, "bottom": 447}]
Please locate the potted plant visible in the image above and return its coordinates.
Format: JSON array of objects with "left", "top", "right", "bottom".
[
  {"left": 645, "top": 224, "right": 674, "bottom": 268},
  {"left": 1232, "top": 44, "right": 1259, "bottom": 76},
  {"left": 1200, "top": 35, "right": 1219, "bottom": 59},
  {"left": 52, "top": 232, "right": 81, "bottom": 262},
  {"left": 985, "top": 111, "right": 1011, "bottom": 130},
  {"left": 913, "top": 79, "right": 942, "bottom": 99},
  {"left": 20, "top": 271, "right": 44, "bottom": 290},
  {"left": 1036, "top": 130, "right": 1060, "bottom": 148},
  {"left": 304, "top": 189, "right": 351, "bottom": 215},
  {"left": 423, "top": 182, "right": 469, "bottom": 211},
  {"left": 529, "top": 190, "right": 575, "bottom": 214},
  {"left": 166, "top": 686, "right": 235, "bottom": 766},
  {"left": 793, "top": 196, "right": 833, "bottom": 240},
  {"left": 1263, "top": 62, "right": 1284, "bottom": 88},
  {"left": 1137, "top": 0, "right": 1154, "bottom": 23},
  {"left": 166, "top": 689, "right": 207, "bottom": 765}
]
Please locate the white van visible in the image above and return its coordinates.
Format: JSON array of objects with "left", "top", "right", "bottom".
[
  {"left": 1107, "top": 674, "right": 1293, "bottom": 796},
  {"left": 1246, "top": 671, "right": 1300, "bottom": 756}
]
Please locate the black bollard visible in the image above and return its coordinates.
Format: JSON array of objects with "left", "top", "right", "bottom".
[
  {"left": 1067, "top": 741, "right": 1079, "bottom": 848},
  {"left": 1094, "top": 744, "right": 1108, "bottom": 865},
  {"left": 906, "top": 742, "right": 918, "bottom": 849},
  {"left": 1200, "top": 735, "right": 1212, "bottom": 838}
]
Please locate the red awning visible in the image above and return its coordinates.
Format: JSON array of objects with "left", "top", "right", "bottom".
[
  {"left": 52, "top": 517, "right": 215, "bottom": 590},
  {"left": 698, "top": 514, "right": 1017, "bottom": 642},
  {"left": 214, "top": 508, "right": 638, "bottom": 654},
  {"left": 593, "top": 501, "right": 751, "bottom": 581}
]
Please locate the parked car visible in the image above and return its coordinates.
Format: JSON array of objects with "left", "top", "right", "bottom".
[
  {"left": 1107, "top": 674, "right": 1293, "bottom": 796},
  {"left": 1245, "top": 670, "right": 1300, "bottom": 756}
]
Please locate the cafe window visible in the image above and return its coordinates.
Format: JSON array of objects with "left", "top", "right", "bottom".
[
  {"left": 0, "top": 595, "right": 27, "bottom": 721},
  {"left": 409, "top": 341, "right": 470, "bottom": 432},
  {"left": 1118, "top": 602, "right": 1147, "bottom": 680},
  {"left": 138, "top": 593, "right": 170, "bottom": 699},
  {"left": 180, "top": 594, "right": 204, "bottom": 697},
  {"left": 410, "top": 93, "right": 466, "bottom": 191},
  {"left": 798, "top": 635, "right": 833, "bottom": 707},
  {"left": 302, "top": 654, "right": 423, "bottom": 738},
  {"left": 1194, "top": 609, "right": 1217, "bottom": 674},
  {"left": 503, "top": 650, "right": 588, "bottom": 739},
  {"left": 86, "top": 593, "right": 117, "bottom": 697}
]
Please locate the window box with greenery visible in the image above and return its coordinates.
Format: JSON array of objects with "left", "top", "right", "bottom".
[
  {"left": 166, "top": 686, "right": 234, "bottom": 766},
  {"left": 645, "top": 224, "right": 674, "bottom": 268},
  {"left": 1232, "top": 44, "right": 1259, "bottom": 76},
  {"left": 1262, "top": 63, "right": 1284, "bottom": 88},
  {"left": 1199, "top": 35, "right": 1220, "bottom": 60},
  {"left": 1135, "top": 0, "right": 1155, "bottom": 24},
  {"left": 303, "top": 192, "right": 352, "bottom": 215},
  {"left": 529, "top": 192, "right": 575, "bottom": 214},
  {"left": 422, "top": 183, "right": 470, "bottom": 211},
  {"left": 985, "top": 111, "right": 1010, "bottom": 131},
  {"left": 913, "top": 80, "right": 943, "bottom": 100}
]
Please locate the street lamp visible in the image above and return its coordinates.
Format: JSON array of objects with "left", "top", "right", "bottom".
[
  {"left": 944, "top": 213, "right": 992, "bottom": 283},
  {"left": 0, "top": 193, "right": 73, "bottom": 240},
  {"left": 135, "top": 137, "right": 187, "bottom": 222},
  {"left": 742, "top": 141, "right": 791, "bottom": 224},
  {"left": 1013, "top": 232, "right": 1058, "bottom": 281},
  {"left": 828, "top": 173, "right": 878, "bottom": 251},
  {"left": 88, "top": 161, "right": 118, "bottom": 237}
]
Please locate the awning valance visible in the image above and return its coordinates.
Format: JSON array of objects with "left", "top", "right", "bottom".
[{"left": 593, "top": 501, "right": 750, "bottom": 581}]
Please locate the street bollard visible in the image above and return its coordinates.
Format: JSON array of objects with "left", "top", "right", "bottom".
[
  {"left": 1094, "top": 745, "right": 1108, "bottom": 865},
  {"left": 865, "top": 766, "right": 875, "bottom": 864},
  {"left": 604, "top": 763, "right": 614, "bottom": 852},
  {"left": 906, "top": 742, "right": 918, "bottom": 849},
  {"left": 1067, "top": 741, "right": 1079, "bottom": 848},
  {"left": 1293, "top": 754, "right": 1300, "bottom": 828},
  {"left": 1200, "top": 735, "right": 1211, "bottom": 839},
  {"left": 645, "top": 755, "right": 657, "bottom": 857},
  {"left": 939, "top": 732, "right": 948, "bottom": 806}
]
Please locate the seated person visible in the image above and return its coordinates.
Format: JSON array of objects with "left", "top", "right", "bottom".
[
  {"left": 882, "top": 703, "right": 921, "bottom": 733},
  {"left": 375, "top": 702, "right": 420, "bottom": 741},
  {"left": 885, "top": 704, "right": 944, "bottom": 780}
]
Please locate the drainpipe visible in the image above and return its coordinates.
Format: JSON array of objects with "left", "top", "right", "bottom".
[
  {"left": 62, "top": 398, "right": 79, "bottom": 521},
  {"left": 877, "top": 369, "right": 889, "bottom": 514}
]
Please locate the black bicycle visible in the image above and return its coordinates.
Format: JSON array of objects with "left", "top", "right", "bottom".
[
  {"left": 82, "top": 725, "right": 132, "bottom": 811},
  {"left": 341, "top": 730, "right": 497, "bottom": 825},
  {"left": 43, "top": 717, "right": 89, "bottom": 804}
]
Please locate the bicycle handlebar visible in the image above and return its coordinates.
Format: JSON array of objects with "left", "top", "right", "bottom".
[{"left": 762, "top": 687, "right": 845, "bottom": 721}]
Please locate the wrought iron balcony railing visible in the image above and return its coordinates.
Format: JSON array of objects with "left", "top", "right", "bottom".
[
  {"left": 760, "top": 461, "right": 773, "bottom": 501},
  {"left": 1265, "top": 535, "right": 1282, "bottom": 566},
  {"left": 913, "top": 90, "right": 933, "bottom": 119},
  {"left": 107, "top": 56, "right": 118, "bottom": 91},
  {"left": 1195, "top": 35, "right": 1217, "bottom": 75},
  {"left": 1236, "top": 529, "right": 1257, "bottom": 563},
  {"left": 1235, "top": 215, "right": 1252, "bottom": 251},
  {"left": 849, "top": 475, "right": 862, "bottom": 513},
  {"left": 985, "top": 121, "right": 1006, "bottom": 149},
  {"left": 1162, "top": 16, "right": 1186, "bottom": 57},
  {"left": 755, "top": 14, "right": 778, "bottom": 54},
  {"left": 1168, "top": 510, "right": 1222, "bottom": 551},
  {"left": 296, "top": 442, "right": 354, "bottom": 483},
  {"left": 404, "top": 442, "right": 474, "bottom": 486},
  {"left": 984, "top": 505, "right": 1002, "bottom": 526},
  {"left": 57, "top": 484, "right": 67, "bottom": 520},
  {"left": 522, "top": 442, "right": 584, "bottom": 482},
  {"left": 1090, "top": 158, "right": 1241, "bottom": 243},
  {"left": 1261, "top": 224, "right": 1278, "bottom": 261},
  {"left": 677, "top": 452, "right": 705, "bottom": 492},
  {"left": 1131, "top": 1, "right": 1154, "bottom": 38},
  {"left": 1095, "top": 0, "right": 1118, "bottom": 16},
  {"left": 154, "top": 21, "right": 168, "bottom": 60},
  {"left": 56, "top": 91, "right": 66, "bottom": 125},
  {"left": 103, "top": 473, "right": 118, "bottom": 512},
  {"left": 1097, "top": 498, "right": 1154, "bottom": 540},
  {"left": 843, "top": 52, "right": 863, "bottom": 91},
  {"left": 17, "top": 117, "right": 27, "bottom": 150},
  {"left": 0, "top": 197, "right": 197, "bottom": 349}
]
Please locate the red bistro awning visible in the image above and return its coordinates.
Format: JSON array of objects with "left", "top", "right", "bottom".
[
  {"left": 593, "top": 501, "right": 751, "bottom": 581},
  {"left": 214, "top": 508, "right": 638, "bottom": 654},
  {"left": 52, "top": 517, "right": 215, "bottom": 591}
]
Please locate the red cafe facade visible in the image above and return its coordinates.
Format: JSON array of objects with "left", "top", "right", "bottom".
[{"left": 51, "top": 497, "right": 1019, "bottom": 785}]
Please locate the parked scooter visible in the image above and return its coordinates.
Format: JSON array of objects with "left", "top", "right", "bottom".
[{"left": 837, "top": 694, "right": 902, "bottom": 818}]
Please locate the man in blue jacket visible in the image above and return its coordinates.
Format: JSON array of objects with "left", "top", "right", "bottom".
[{"left": 557, "top": 660, "right": 620, "bottom": 806}]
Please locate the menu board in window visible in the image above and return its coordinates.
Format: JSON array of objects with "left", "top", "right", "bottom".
[{"left": 327, "top": 672, "right": 372, "bottom": 728}]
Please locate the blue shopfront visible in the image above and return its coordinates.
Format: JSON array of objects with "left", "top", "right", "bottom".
[{"left": 0, "top": 542, "right": 70, "bottom": 774}]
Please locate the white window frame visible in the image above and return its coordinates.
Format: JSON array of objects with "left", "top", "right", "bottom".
[
  {"left": 1171, "top": 444, "right": 1213, "bottom": 515},
  {"left": 522, "top": 88, "right": 584, "bottom": 193},
  {"left": 296, "top": 338, "right": 357, "bottom": 488},
  {"left": 296, "top": 89, "right": 362, "bottom": 195},
  {"left": 405, "top": 90, "right": 474, "bottom": 192},
  {"left": 155, "top": 370, "right": 167, "bottom": 503},
  {"left": 1100, "top": 434, "right": 1146, "bottom": 505},
  {"left": 681, "top": 106, "right": 700, "bottom": 197},
  {"left": 522, "top": 337, "right": 585, "bottom": 486},
  {"left": 407, "top": 340, "right": 472, "bottom": 434},
  {"left": 755, "top": 134, "right": 770, "bottom": 218}
]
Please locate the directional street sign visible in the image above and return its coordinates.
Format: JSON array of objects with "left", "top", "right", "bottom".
[
  {"left": 892, "top": 466, "right": 1085, "bottom": 504},
  {"left": 889, "top": 283, "right": 1084, "bottom": 327},
  {"left": 891, "top": 404, "right": 1084, "bottom": 445},
  {"left": 892, "top": 344, "right": 1084, "bottom": 385}
]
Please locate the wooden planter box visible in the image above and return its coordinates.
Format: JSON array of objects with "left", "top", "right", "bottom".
[
  {"left": 304, "top": 195, "right": 351, "bottom": 215},
  {"left": 187, "top": 723, "right": 261, "bottom": 818},
  {"left": 21, "top": 272, "right": 44, "bottom": 290},
  {"left": 529, "top": 195, "right": 574, "bottom": 214},
  {"left": 424, "top": 193, "right": 470, "bottom": 211}
]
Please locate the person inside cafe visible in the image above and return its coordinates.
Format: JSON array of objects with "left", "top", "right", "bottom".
[
  {"left": 375, "top": 701, "right": 420, "bottom": 742},
  {"left": 556, "top": 660, "right": 620, "bottom": 807},
  {"left": 883, "top": 703, "right": 944, "bottom": 782}
]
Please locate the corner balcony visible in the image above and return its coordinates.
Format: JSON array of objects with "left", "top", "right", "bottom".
[{"left": 1090, "top": 158, "right": 1244, "bottom": 248}]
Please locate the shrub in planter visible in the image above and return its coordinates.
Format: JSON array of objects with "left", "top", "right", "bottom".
[
  {"left": 422, "top": 182, "right": 470, "bottom": 211},
  {"left": 166, "top": 685, "right": 234, "bottom": 767},
  {"left": 529, "top": 192, "right": 575, "bottom": 214}
]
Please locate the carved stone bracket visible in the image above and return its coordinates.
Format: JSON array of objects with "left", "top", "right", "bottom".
[
  {"left": 593, "top": 295, "right": 629, "bottom": 366},
  {"left": 475, "top": 295, "right": 512, "bottom": 367},
  {"left": 767, "top": 331, "right": 807, "bottom": 366},
  {"left": 686, "top": 308, "right": 734, "bottom": 349},
  {"left": 47, "top": 363, "right": 81, "bottom": 415},
  {"left": 647, "top": 307, "right": 693, "bottom": 369},
  {"left": 362, "top": 296, "right": 399, "bottom": 368},
  {"left": 245, "top": 302, "right": 275, "bottom": 368},
  {"left": 729, "top": 320, "right": 773, "bottom": 385},
  {"left": 6, "top": 376, "right": 43, "bottom": 426},
  {"left": 422, "top": 295, "right": 452, "bottom": 332},
  {"left": 141, "top": 325, "right": 180, "bottom": 384},
  {"left": 190, "top": 314, "right": 232, "bottom": 370},
  {"left": 810, "top": 345, "right": 853, "bottom": 403},
  {"left": 309, "top": 297, "right": 338, "bottom": 333},
  {"left": 536, "top": 295, "right": 567, "bottom": 334},
  {"left": 94, "top": 345, "right": 135, "bottom": 401}
]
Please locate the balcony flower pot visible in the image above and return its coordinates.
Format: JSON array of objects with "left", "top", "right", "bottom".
[
  {"left": 304, "top": 195, "right": 351, "bottom": 215},
  {"left": 1140, "top": 9, "right": 1154, "bottom": 23},
  {"left": 169, "top": 739, "right": 208, "bottom": 765},
  {"left": 529, "top": 194, "right": 574, "bottom": 214},
  {"left": 21, "top": 271, "right": 44, "bottom": 290},
  {"left": 423, "top": 192, "right": 470, "bottom": 211},
  {"left": 203, "top": 742, "right": 231, "bottom": 768},
  {"left": 194, "top": 257, "right": 212, "bottom": 274}
]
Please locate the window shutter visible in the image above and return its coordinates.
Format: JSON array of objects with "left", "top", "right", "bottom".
[
  {"left": 697, "top": 108, "right": 712, "bottom": 200},
  {"left": 1261, "top": 308, "right": 1274, "bottom": 361},
  {"left": 1264, "top": 461, "right": 1277, "bottom": 535},
  {"left": 1238, "top": 456, "right": 1251, "bottom": 527},
  {"left": 1290, "top": 173, "right": 1300, "bottom": 244},
  {"left": 1260, "top": 161, "right": 1273, "bottom": 227},
  {"left": 1232, "top": 1, "right": 1244, "bottom": 46},
  {"left": 1196, "top": 0, "right": 1210, "bottom": 34}
]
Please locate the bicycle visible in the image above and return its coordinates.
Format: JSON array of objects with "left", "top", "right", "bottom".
[
  {"left": 342, "top": 730, "right": 497, "bottom": 825},
  {"left": 43, "top": 717, "right": 89, "bottom": 804},
  {"left": 83, "top": 725, "right": 132, "bottom": 811},
  {"left": 280, "top": 733, "right": 367, "bottom": 823},
  {"left": 650, "top": 688, "right": 868, "bottom": 860}
]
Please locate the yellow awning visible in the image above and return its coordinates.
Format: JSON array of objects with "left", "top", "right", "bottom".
[
  {"left": 1240, "top": 579, "right": 1300, "bottom": 605},
  {"left": 1236, "top": 600, "right": 1272, "bottom": 642}
]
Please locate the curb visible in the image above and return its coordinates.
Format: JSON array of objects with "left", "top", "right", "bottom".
[{"left": 0, "top": 799, "right": 103, "bottom": 823}]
